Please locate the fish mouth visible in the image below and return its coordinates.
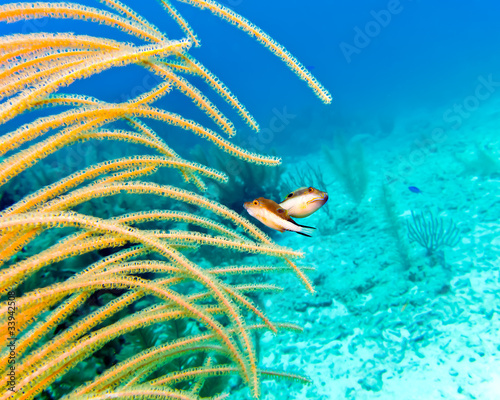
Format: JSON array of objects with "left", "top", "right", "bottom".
[
  {"left": 308, "top": 194, "right": 328, "bottom": 204},
  {"left": 243, "top": 202, "right": 255, "bottom": 217}
]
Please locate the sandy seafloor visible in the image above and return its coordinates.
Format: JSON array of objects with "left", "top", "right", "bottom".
[{"left": 231, "top": 95, "right": 500, "bottom": 399}]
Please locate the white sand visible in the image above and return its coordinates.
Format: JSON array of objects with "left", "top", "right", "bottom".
[{"left": 234, "top": 96, "right": 500, "bottom": 399}]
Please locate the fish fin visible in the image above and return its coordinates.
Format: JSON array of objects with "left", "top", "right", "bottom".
[
  {"left": 298, "top": 225, "right": 315, "bottom": 237},
  {"left": 289, "top": 219, "right": 316, "bottom": 230},
  {"left": 297, "top": 223, "right": 316, "bottom": 230},
  {"left": 290, "top": 224, "right": 315, "bottom": 237},
  {"left": 286, "top": 216, "right": 315, "bottom": 236}
]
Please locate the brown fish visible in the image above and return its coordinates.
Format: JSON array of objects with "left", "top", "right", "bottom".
[
  {"left": 243, "top": 197, "right": 315, "bottom": 237},
  {"left": 279, "top": 187, "right": 328, "bottom": 218}
]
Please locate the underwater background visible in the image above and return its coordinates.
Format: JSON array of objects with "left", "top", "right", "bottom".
[{"left": 1, "top": 0, "right": 500, "bottom": 399}]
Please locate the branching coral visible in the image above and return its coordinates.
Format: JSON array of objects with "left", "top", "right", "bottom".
[
  {"left": 0, "top": 1, "right": 331, "bottom": 399},
  {"left": 324, "top": 134, "right": 368, "bottom": 205},
  {"left": 191, "top": 144, "right": 285, "bottom": 212},
  {"left": 407, "top": 210, "right": 461, "bottom": 256},
  {"left": 380, "top": 184, "right": 411, "bottom": 270}
]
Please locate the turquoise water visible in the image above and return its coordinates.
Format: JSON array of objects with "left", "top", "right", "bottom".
[{"left": 1, "top": 1, "right": 500, "bottom": 399}]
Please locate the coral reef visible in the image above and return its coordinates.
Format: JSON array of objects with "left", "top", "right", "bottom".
[
  {"left": 0, "top": 1, "right": 331, "bottom": 399},
  {"left": 453, "top": 143, "right": 500, "bottom": 177},
  {"left": 379, "top": 184, "right": 411, "bottom": 270},
  {"left": 191, "top": 144, "right": 285, "bottom": 212},
  {"left": 324, "top": 134, "right": 368, "bottom": 205},
  {"left": 407, "top": 210, "right": 461, "bottom": 256}
]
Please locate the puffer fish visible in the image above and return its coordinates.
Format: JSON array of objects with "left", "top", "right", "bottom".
[
  {"left": 279, "top": 187, "right": 328, "bottom": 218},
  {"left": 243, "top": 197, "right": 315, "bottom": 237}
]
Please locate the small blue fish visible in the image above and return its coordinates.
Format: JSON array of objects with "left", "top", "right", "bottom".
[{"left": 408, "top": 186, "right": 422, "bottom": 194}]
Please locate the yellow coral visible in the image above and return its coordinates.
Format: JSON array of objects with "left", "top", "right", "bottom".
[{"left": 0, "top": 1, "right": 331, "bottom": 399}]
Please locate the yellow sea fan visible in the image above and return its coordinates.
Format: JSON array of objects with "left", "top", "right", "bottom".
[{"left": 0, "top": 1, "right": 331, "bottom": 399}]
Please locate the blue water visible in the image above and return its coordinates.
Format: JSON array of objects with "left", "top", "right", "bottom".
[
  {"left": 3, "top": 1, "right": 500, "bottom": 148},
  {"left": 172, "top": 1, "right": 500, "bottom": 138}
]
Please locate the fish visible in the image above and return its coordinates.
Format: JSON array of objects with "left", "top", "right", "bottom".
[
  {"left": 408, "top": 186, "right": 422, "bottom": 194},
  {"left": 279, "top": 187, "right": 329, "bottom": 218},
  {"left": 243, "top": 197, "right": 316, "bottom": 237}
]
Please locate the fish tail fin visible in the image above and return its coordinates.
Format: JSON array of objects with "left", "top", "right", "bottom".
[
  {"left": 295, "top": 223, "right": 316, "bottom": 230},
  {"left": 295, "top": 228, "right": 314, "bottom": 237},
  {"left": 296, "top": 226, "right": 315, "bottom": 237},
  {"left": 289, "top": 220, "right": 316, "bottom": 237}
]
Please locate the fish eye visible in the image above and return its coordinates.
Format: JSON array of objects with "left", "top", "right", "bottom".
[
  {"left": 277, "top": 208, "right": 284, "bottom": 213},
  {"left": 287, "top": 193, "right": 293, "bottom": 198},
  {"left": 253, "top": 200, "right": 258, "bottom": 206},
  {"left": 308, "top": 187, "right": 313, "bottom": 192}
]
